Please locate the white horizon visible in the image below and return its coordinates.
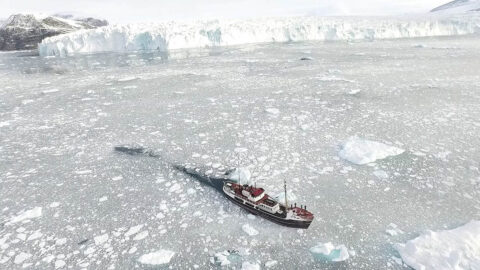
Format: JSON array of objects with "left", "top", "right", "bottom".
[{"left": 0, "top": 0, "right": 451, "bottom": 23}]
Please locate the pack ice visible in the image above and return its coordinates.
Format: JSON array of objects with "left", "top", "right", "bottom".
[
  {"left": 339, "top": 137, "right": 405, "bottom": 165},
  {"left": 395, "top": 221, "right": 480, "bottom": 270},
  {"left": 38, "top": 14, "right": 480, "bottom": 56}
]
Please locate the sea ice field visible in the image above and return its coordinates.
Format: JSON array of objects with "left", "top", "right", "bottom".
[{"left": 1, "top": 35, "right": 480, "bottom": 269}]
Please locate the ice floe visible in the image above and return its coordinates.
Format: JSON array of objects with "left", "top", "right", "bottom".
[
  {"left": 310, "top": 242, "right": 350, "bottom": 262},
  {"left": 242, "top": 261, "right": 261, "bottom": 270},
  {"left": 8, "top": 207, "right": 42, "bottom": 224},
  {"left": 210, "top": 250, "right": 241, "bottom": 266},
  {"left": 138, "top": 249, "right": 175, "bottom": 265},
  {"left": 339, "top": 137, "right": 405, "bottom": 165},
  {"left": 395, "top": 220, "right": 480, "bottom": 270},
  {"left": 125, "top": 224, "right": 143, "bottom": 237},
  {"left": 14, "top": 252, "right": 31, "bottom": 264},
  {"left": 265, "top": 108, "right": 280, "bottom": 115},
  {"left": 242, "top": 224, "right": 259, "bottom": 236},
  {"left": 94, "top": 233, "right": 109, "bottom": 245}
]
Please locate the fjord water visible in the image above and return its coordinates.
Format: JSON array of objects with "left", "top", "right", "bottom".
[{"left": 1, "top": 36, "right": 479, "bottom": 269}]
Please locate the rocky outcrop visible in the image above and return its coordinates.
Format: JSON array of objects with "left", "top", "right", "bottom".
[{"left": 0, "top": 14, "right": 107, "bottom": 51}]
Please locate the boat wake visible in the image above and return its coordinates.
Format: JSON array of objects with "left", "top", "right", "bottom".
[
  {"left": 173, "top": 164, "right": 227, "bottom": 192},
  {"left": 114, "top": 145, "right": 227, "bottom": 192}
]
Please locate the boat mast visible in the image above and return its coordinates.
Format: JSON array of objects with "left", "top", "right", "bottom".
[{"left": 284, "top": 179, "right": 288, "bottom": 210}]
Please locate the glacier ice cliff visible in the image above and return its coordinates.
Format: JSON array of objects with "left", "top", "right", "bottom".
[{"left": 38, "top": 14, "right": 480, "bottom": 56}]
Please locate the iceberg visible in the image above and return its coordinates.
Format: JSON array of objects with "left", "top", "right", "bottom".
[
  {"left": 339, "top": 137, "right": 405, "bottom": 165},
  {"left": 226, "top": 167, "right": 251, "bottom": 185},
  {"left": 310, "top": 242, "right": 350, "bottom": 262},
  {"left": 210, "top": 250, "right": 242, "bottom": 266},
  {"left": 38, "top": 14, "right": 480, "bottom": 56},
  {"left": 395, "top": 221, "right": 480, "bottom": 270}
]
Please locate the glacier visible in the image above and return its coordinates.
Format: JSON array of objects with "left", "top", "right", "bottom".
[{"left": 38, "top": 14, "right": 480, "bottom": 56}]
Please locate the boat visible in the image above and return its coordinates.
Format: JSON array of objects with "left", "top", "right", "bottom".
[{"left": 222, "top": 180, "right": 314, "bottom": 229}]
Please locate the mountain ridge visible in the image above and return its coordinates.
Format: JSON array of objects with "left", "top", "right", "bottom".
[{"left": 0, "top": 13, "right": 108, "bottom": 51}]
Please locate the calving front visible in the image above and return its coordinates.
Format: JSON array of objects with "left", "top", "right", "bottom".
[{"left": 38, "top": 14, "right": 480, "bottom": 57}]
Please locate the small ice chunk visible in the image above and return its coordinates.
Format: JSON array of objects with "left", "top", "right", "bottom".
[
  {"left": 94, "top": 233, "right": 109, "bottom": 245},
  {"left": 54, "top": 260, "right": 65, "bottom": 269},
  {"left": 112, "top": 175, "right": 123, "bottom": 181},
  {"left": 310, "top": 242, "right": 350, "bottom": 262},
  {"left": 128, "top": 247, "right": 137, "bottom": 254},
  {"left": 348, "top": 89, "right": 361, "bottom": 95},
  {"left": 14, "top": 252, "right": 31, "bottom": 264},
  {"left": 211, "top": 251, "right": 233, "bottom": 266},
  {"left": 55, "top": 238, "right": 67, "bottom": 245},
  {"left": 9, "top": 207, "right": 42, "bottom": 224},
  {"left": 373, "top": 170, "right": 388, "bottom": 179},
  {"left": 265, "top": 260, "right": 278, "bottom": 268},
  {"left": 242, "top": 261, "right": 261, "bottom": 270},
  {"left": 265, "top": 108, "right": 280, "bottom": 115},
  {"left": 42, "top": 89, "right": 60, "bottom": 94},
  {"left": 138, "top": 249, "right": 175, "bottom": 265},
  {"left": 385, "top": 223, "right": 404, "bottom": 236},
  {"left": 75, "top": 170, "right": 92, "bottom": 175},
  {"left": 125, "top": 225, "right": 143, "bottom": 237},
  {"left": 395, "top": 220, "right": 480, "bottom": 270},
  {"left": 234, "top": 147, "right": 248, "bottom": 153},
  {"left": 117, "top": 76, "right": 139, "bottom": 82},
  {"left": 99, "top": 196, "right": 108, "bottom": 202},
  {"left": 242, "top": 224, "right": 259, "bottom": 236},
  {"left": 169, "top": 183, "right": 182, "bottom": 193},
  {"left": 133, "top": 231, "right": 149, "bottom": 241},
  {"left": 49, "top": 202, "right": 60, "bottom": 208},
  {"left": 84, "top": 247, "right": 95, "bottom": 255},
  {"left": 27, "top": 231, "right": 42, "bottom": 241},
  {"left": 339, "top": 137, "right": 405, "bottom": 165}
]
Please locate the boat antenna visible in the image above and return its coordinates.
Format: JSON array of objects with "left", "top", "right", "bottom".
[{"left": 284, "top": 179, "right": 288, "bottom": 210}]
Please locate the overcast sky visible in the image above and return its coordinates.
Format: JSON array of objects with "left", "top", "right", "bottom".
[{"left": 1, "top": 0, "right": 450, "bottom": 23}]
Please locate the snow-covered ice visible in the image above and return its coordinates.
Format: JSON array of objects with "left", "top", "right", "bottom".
[
  {"left": 339, "top": 137, "right": 405, "bottom": 165},
  {"left": 138, "top": 249, "right": 175, "bottom": 265},
  {"left": 395, "top": 221, "right": 480, "bottom": 270},
  {"left": 310, "top": 242, "right": 350, "bottom": 262}
]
